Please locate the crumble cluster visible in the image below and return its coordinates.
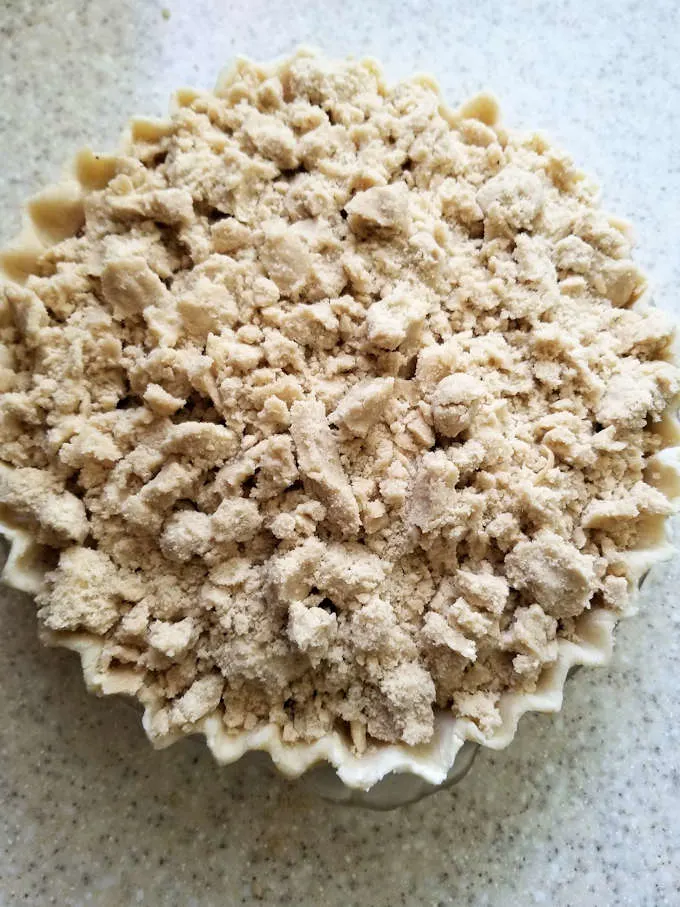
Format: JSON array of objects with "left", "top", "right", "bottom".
[{"left": 0, "top": 52, "right": 677, "bottom": 750}]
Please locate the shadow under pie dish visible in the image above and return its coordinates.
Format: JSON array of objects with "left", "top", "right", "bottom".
[{"left": 1, "top": 50, "right": 679, "bottom": 807}]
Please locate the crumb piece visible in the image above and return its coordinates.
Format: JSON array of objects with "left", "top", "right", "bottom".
[
  {"left": 210, "top": 217, "right": 249, "bottom": 252},
  {"left": 476, "top": 166, "right": 544, "bottom": 234},
  {"left": 37, "top": 548, "right": 123, "bottom": 634},
  {"left": 582, "top": 482, "right": 672, "bottom": 529},
  {"left": 379, "top": 662, "right": 435, "bottom": 745},
  {"left": 330, "top": 377, "right": 394, "bottom": 437},
  {"left": 597, "top": 362, "right": 678, "bottom": 429},
  {"left": 243, "top": 111, "right": 299, "bottom": 170},
  {"left": 448, "top": 597, "right": 494, "bottom": 637},
  {"left": 122, "top": 462, "right": 199, "bottom": 531},
  {"left": 366, "top": 285, "right": 429, "bottom": 350},
  {"left": 287, "top": 600, "right": 337, "bottom": 661},
  {"left": 318, "top": 542, "right": 386, "bottom": 607},
  {"left": 505, "top": 532, "right": 597, "bottom": 619},
  {"left": 143, "top": 383, "right": 186, "bottom": 415},
  {"left": 346, "top": 183, "right": 409, "bottom": 235},
  {"left": 118, "top": 601, "right": 150, "bottom": 642},
  {"left": 212, "top": 498, "right": 262, "bottom": 543},
  {"left": 455, "top": 570, "right": 509, "bottom": 615},
  {"left": 421, "top": 611, "right": 477, "bottom": 660},
  {"left": 289, "top": 399, "right": 361, "bottom": 536},
  {"left": 173, "top": 674, "right": 223, "bottom": 725},
  {"left": 109, "top": 188, "right": 193, "bottom": 224},
  {"left": 59, "top": 424, "right": 122, "bottom": 469},
  {"left": 453, "top": 691, "right": 501, "bottom": 735},
  {"left": 159, "top": 511, "right": 213, "bottom": 562},
  {"left": 163, "top": 422, "right": 237, "bottom": 462},
  {"left": 601, "top": 574, "right": 630, "bottom": 611},
  {"left": 283, "top": 301, "right": 339, "bottom": 349},
  {"left": 408, "top": 451, "right": 461, "bottom": 534},
  {"left": 148, "top": 617, "right": 198, "bottom": 659},
  {"left": 0, "top": 465, "right": 88, "bottom": 544},
  {"left": 101, "top": 257, "right": 169, "bottom": 318},
  {"left": 431, "top": 374, "right": 486, "bottom": 438},
  {"left": 259, "top": 221, "right": 313, "bottom": 296},
  {"left": 502, "top": 604, "right": 557, "bottom": 661}
]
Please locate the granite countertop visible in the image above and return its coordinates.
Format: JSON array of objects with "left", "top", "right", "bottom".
[{"left": 2, "top": 1, "right": 680, "bottom": 904}]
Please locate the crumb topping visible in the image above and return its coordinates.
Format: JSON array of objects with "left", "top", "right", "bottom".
[{"left": 0, "top": 51, "right": 677, "bottom": 749}]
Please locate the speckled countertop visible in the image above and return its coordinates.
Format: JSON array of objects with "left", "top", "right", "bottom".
[{"left": 2, "top": 1, "right": 680, "bottom": 904}]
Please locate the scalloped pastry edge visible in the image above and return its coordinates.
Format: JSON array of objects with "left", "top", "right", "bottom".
[{"left": 1, "top": 52, "right": 679, "bottom": 791}]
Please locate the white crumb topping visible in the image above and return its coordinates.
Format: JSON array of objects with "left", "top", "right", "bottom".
[{"left": 0, "top": 51, "right": 677, "bottom": 748}]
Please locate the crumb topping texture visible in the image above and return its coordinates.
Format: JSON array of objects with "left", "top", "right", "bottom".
[{"left": 0, "top": 52, "right": 677, "bottom": 750}]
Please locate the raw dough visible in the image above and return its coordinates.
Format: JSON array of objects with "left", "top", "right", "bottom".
[{"left": 0, "top": 51, "right": 677, "bottom": 749}]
